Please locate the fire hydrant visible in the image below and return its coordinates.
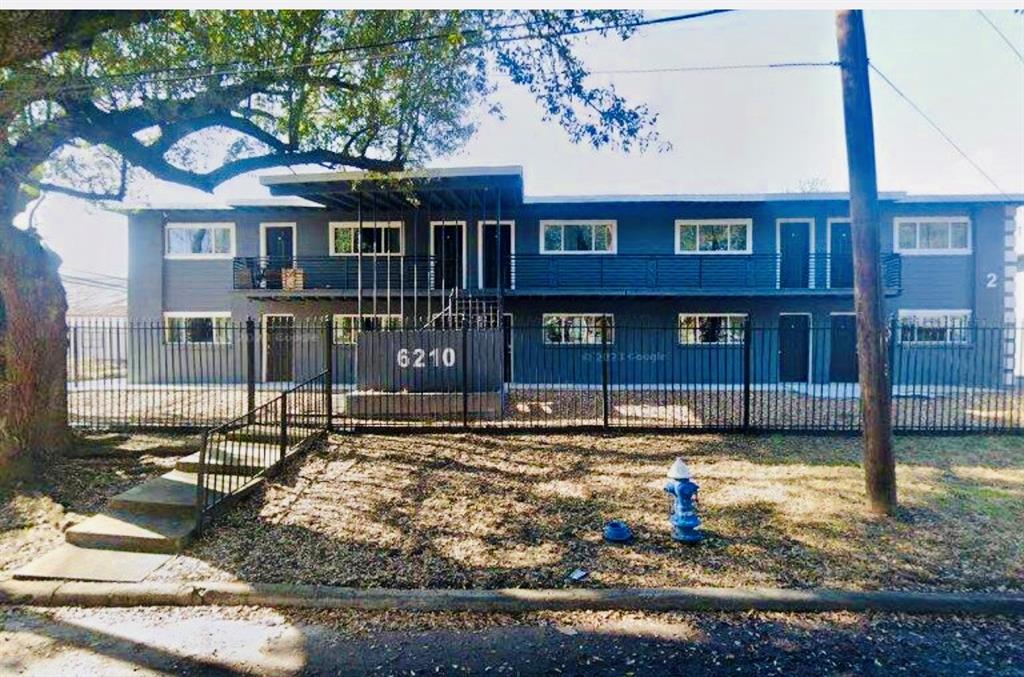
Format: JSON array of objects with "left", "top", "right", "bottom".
[{"left": 664, "top": 458, "right": 703, "bottom": 543}]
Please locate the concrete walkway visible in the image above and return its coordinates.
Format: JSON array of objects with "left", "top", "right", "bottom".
[{"left": 13, "top": 430, "right": 280, "bottom": 583}]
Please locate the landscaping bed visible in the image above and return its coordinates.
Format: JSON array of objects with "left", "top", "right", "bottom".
[
  {"left": 159, "top": 433, "right": 1024, "bottom": 592},
  {"left": 0, "top": 433, "right": 189, "bottom": 579}
]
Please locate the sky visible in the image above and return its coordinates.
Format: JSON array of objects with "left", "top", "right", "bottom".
[{"left": 17, "top": 9, "right": 1024, "bottom": 288}]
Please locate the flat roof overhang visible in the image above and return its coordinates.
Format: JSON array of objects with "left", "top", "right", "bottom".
[{"left": 260, "top": 166, "right": 524, "bottom": 212}]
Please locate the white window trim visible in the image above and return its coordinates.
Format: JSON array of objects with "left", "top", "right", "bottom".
[
  {"left": 162, "top": 311, "right": 232, "bottom": 345},
  {"left": 477, "top": 220, "right": 516, "bottom": 290},
  {"left": 893, "top": 216, "right": 972, "bottom": 256},
  {"left": 328, "top": 221, "right": 404, "bottom": 256},
  {"left": 429, "top": 220, "right": 469, "bottom": 289},
  {"left": 775, "top": 218, "right": 816, "bottom": 289},
  {"left": 897, "top": 309, "right": 973, "bottom": 345},
  {"left": 259, "top": 222, "right": 297, "bottom": 261},
  {"left": 164, "top": 222, "right": 236, "bottom": 260},
  {"left": 677, "top": 313, "right": 748, "bottom": 346},
  {"left": 674, "top": 219, "right": 753, "bottom": 255},
  {"left": 541, "top": 313, "right": 614, "bottom": 346},
  {"left": 539, "top": 220, "right": 618, "bottom": 255},
  {"left": 332, "top": 313, "right": 403, "bottom": 345}
]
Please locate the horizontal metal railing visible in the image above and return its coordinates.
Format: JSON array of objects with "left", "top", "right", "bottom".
[{"left": 233, "top": 253, "right": 902, "bottom": 294}]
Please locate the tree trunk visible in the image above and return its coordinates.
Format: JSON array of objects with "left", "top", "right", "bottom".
[{"left": 0, "top": 182, "right": 71, "bottom": 483}]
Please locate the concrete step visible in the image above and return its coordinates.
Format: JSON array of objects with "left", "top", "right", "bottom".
[
  {"left": 107, "top": 470, "right": 218, "bottom": 518},
  {"left": 65, "top": 511, "right": 195, "bottom": 554},
  {"left": 175, "top": 441, "right": 279, "bottom": 475},
  {"left": 221, "top": 423, "right": 324, "bottom": 445},
  {"left": 13, "top": 543, "right": 173, "bottom": 581}
]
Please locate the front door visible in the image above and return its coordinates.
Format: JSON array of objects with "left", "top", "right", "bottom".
[
  {"left": 481, "top": 222, "right": 513, "bottom": 289},
  {"left": 432, "top": 222, "right": 464, "bottom": 290},
  {"left": 830, "top": 315, "right": 859, "bottom": 383},
  {"left": 829, "top": 221, "right": 854, "bottom": 288},
  {"left": 262, "top": 225, "right": 294, "bottom": 290},
  {"left": 779, "top": 314, "right": 810, "bottom": 383},
  {"left": 265, "top": 315, "right": 294, "bottom": 382},
  {"left": 779, "top": 221, "right": 811, "bottom": 289}
]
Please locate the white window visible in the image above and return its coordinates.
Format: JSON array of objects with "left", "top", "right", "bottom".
[
  {"left": 163, "top": 312, "right": 232, "bottom": 344},
  {"left": 542, "top": 313, "right": 614, "bottom": 345},
  {"left": 898, "top": 310, "right": 972, "bottom": 345},
  {"left": 164, "top": 223, "right": 235, "bottom": 259},
  {"left": 330, "top": 222, "right": 403, "bottom": 256},
  {"left": 678, "top": 314, "right": 747, "bottom": 345},
  {"left": 675, "top": 219, "right": 752, "bottom": 254},
  {"left": 894, "top": 217, "right": 971, "bottom": 255},
  {"left": 540, "top": 220, "right": 616, "bottom": 254},
  {"left": 332, "top": 314, "right": 403, "bottom": 344}
]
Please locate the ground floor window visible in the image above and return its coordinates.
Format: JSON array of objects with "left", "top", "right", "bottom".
[
  {"left": 678, "top": 314, "right": 747, "bottom": 345},
  {"left": 898, "top": 310, "right": 972, "bottom": 345},
  {"left": 333, "top": 314, "right": 403, "bottom": 344},
  {"left": 542, "top": 313, "right": 614, "bottom": 345},
  {"left": 163, "top": 312, "right": 232, "bottom": 344}
]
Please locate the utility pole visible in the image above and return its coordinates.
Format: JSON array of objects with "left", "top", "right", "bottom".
[{"left": 835, "top": 10, "right": 897, "bottom": 515}]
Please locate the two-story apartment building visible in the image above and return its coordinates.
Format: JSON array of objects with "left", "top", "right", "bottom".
[{"left": 126, "top": 166, "right": 1022, "bottom": 389}]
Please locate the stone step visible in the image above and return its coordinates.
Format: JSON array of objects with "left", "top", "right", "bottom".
[
  {"left": 175, "top": 441, "right": 279, "bottom": 475},
  {"left": 65, "top": 511, "right": 195, "bottom": 554},
  {"left": 107, "top": 470, "right": 218, "bottom": 518}
]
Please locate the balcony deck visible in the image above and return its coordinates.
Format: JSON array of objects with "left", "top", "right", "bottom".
[{"left": 233, "top": 253, "right": 902, "bottom": 297}]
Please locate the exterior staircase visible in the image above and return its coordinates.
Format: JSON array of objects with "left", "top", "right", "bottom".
[{"left": 424, "top": 289, "right": 501, "bottom": 329}]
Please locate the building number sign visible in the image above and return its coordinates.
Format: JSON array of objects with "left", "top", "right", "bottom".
[{"left": 397, "top": 347, "right": 457, "bottom": 369}]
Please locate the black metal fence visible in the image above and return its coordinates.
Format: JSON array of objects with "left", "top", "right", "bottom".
[
  {"left": 67, "top": 318, "right": 1024, "bottom": 434},
  {"left": 195, "top": 370, "right": 329, "bottom": 530}
]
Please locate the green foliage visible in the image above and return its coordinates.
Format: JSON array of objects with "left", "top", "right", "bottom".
[{"left": 1, "top": 10, "right": 662, "bottom": 203}]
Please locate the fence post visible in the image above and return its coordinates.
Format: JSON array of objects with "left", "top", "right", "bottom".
[
  {"left": 279, "top": 390, "right": 288, "bottom": 464},
  {"left": 323, "top": 316, "right": 333, "bottom": 432},
  {"left": 601, "top": 324, "right": 610, "bottom": 429},
  {"left": 195, "top": 431, "right": 208, "bottom": 533},
  {"left": 461, "top": 322, "right": 470, "bottom": 430},
  {"left": 888, "top": 316, "right": 898, "bottom": 398},
  {"left": 743, "top": 318, "right": 752, "bottom": 431},
  {"left": 246, "top": 318, "right": 256, "bottom": 424}
]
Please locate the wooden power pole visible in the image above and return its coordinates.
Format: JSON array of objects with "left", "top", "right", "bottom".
[{"left": 835, "top": 10, "right": 898, "bottom": 515}]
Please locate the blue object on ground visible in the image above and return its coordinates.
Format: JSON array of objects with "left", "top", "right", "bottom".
[
  {"left": 665, "top": 459, "right": 704, "bottom": 544},
  {"left": 603, "top": 520, "right": 634, "bottom": 543}
]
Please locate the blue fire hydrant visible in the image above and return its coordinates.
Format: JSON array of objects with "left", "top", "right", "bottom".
[{"left": 665, "top": 458, "right": 703, "bottom": 543}]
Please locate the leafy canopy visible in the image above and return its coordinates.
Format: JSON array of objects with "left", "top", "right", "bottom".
[{"left": 1, "top": 10, "right": 661, "bottom": 209}]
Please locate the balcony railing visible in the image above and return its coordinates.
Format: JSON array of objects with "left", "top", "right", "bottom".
[{"left": 233, "top": 253, "right": 902, "bottom": 294}]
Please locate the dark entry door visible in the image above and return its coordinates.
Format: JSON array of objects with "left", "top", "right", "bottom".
[
  {"left": 779, "top": 221, "right": 811, "bottom": 288},
  {"left": 432, "top": 223, "right": 463, "bottom": 290},
  {"left": 830, "top": 221, "right": 854, "bottom": 288},
  {"left": 265, "top": 315, "right": 294, "bottom": 382},
  {"left": 830, "top": 314, "right": 859, "bottom": 383},
  {"left": 779, "top": 314, "right": 810, "bottom": 382},
  {"left": 262, "top": 226, "right": 294, "bottom": 290},
  {"left": 481, "top": 222, "right": 513, "bottom": 289}
]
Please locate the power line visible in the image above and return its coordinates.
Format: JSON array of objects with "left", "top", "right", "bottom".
[
  {"left": 590, "top": 60, "right": 837, "bottom": 76},
  {"left": 977, "top": 10, "right": 1024, "bottom": 65},
  {"left": 25, "top": 10, "right": 734, "bottom": 96},
  {"left": 868, "top": 62, "right": 1010, "bottom": 197}
]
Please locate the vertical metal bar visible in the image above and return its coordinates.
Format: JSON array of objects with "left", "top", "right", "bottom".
[
  {"left": 280, "top": 390, "right": 288, "bottom": 464},
  {"left": 324, "top": 316, "right": 334, "bottom": 432},
  {"left": 246, "top": 318, "right": 256, "bottom": 424},
  {"left": 743, "top": 317, "right": 752, "bottom": 431},
  {"left": 195, "top": 430, "right": 208, "bottom": 533},
  {"left": 462, "top": 322, "right": 469, "bottom": 430},
  {"left": 602, "top": 322, "right": 610, "bottom": 429}
]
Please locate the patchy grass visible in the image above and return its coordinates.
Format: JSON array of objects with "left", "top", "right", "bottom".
[
  {"left": 160, "top": 433, "right": 1024, "bottom": 593},
  {"left": 0, "top": 433, "right": 186, "bottom": 579}
]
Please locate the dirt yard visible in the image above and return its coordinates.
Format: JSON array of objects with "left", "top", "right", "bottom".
[
  {"left": 159, "top": 433, "right": 1024, "bottom": 592},
  {"left": 0, "top": 433, "right": 193, "bottom": 579}
]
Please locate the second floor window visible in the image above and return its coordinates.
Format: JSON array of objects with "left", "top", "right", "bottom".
[
  {"left": 542, "top": 313, "right": 614, "bottom": 345},
  {"left": 330, "top": 222, "right": 403, "bottom": 255},
  {"left": 165, "top": 223, "right": 234, "bottom": 258},
  {"left": 894, "top": 217, "right": 970, "bottom": 255},
  {"left": 540, "top": 220, "right": 616, "bottom": 253},
  {"left": 676, "top": 220, "right": 752, "bottom": 254}
]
